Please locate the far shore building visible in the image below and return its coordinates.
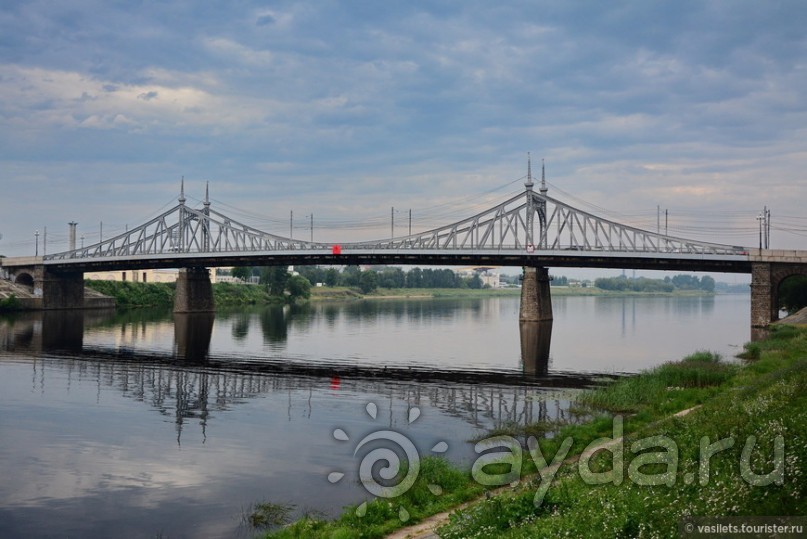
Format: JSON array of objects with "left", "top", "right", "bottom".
[
  {"left": 85, "top": 268, "right": 218, "bottom": 284},
  {"left": 455, "top": 266, "right": 501, "bottom": 288}
]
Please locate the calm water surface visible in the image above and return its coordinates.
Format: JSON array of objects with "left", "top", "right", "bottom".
[{"left": 0, "top": 294, "right": 750, "bottom": 538}]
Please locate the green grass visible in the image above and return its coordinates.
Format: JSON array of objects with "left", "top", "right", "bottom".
[
  {"left": 575, "top": 350, "right": 733, "bottom": 415},
  {"left": 0, "top": 293, "right": 22, "bottom": 311},
  {"left": 212, "top": 282, "right": 281, "bottom": 305},
  {"left": 85, "top": 280, "right": 284, "bottom": 308},
  {"left": 85, "top": 279, "right": 175, "bottom": 308},
  {"left": 437, "top": 325, "right": 807, "bottom": 538},
  {"left": 265, "top": 458, "right": 484, "bottom": 539},
  {"left": 263, "top": 327, "right": 807, "bottom": 539}
]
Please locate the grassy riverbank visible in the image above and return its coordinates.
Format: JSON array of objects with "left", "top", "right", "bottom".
[
  {"left": 85, "top": 280, "right": 283, "bottom": 308},
  {"left": 262, "top": 326, "right": 806, "bottom": 538}
]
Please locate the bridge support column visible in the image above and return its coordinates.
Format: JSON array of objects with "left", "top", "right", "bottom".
[
  {"left": 751, "top": 263, "right": 775, "bottom": 327},
  {"left": 40, "top": 270, "right": 85, "bottom": 309},
  {"left": 174, "top": 268, "right": 215, "bottom": 313},
  {"left": 520, "top": 266, "right": 553, "bottom": 322}
]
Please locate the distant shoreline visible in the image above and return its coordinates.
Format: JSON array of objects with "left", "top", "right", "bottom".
[{"left": 309, "top": 286, "right": 728, "bottom": 301}]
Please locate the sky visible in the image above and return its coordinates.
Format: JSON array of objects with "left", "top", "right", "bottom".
[{"left": 1, "top": 0, "right": 806, "bottom": 274}]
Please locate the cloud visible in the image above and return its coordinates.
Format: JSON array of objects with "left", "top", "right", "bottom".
[{"left": 0, "top": 1, "right": 806, "bottom": 254}]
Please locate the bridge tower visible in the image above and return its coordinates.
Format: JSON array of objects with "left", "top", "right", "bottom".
[
  {"left": 520, "top": 156, "right": 553, "bottom": 322},
  {"left": 173, "top": 181, "right": 215, "bottom": 313}
]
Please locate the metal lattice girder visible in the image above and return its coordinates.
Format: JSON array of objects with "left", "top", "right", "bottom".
[
  {"left": 44, "top": 184, "right": 748, "bottom": 262},
  {"left": 342, "top": 190, "right": 746, "bottom": 256},
  {"left": 44, "top": 203, "right": 330, "bottom": 261}
]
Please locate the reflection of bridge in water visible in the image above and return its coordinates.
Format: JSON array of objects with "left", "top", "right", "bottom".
[{"left": 0, "top": 310, "right": 595, "bottom": 445}]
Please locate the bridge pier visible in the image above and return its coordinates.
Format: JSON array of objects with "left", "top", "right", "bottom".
[
  {"left": 174, "top": 267, "right": 215, "bottom": 313},
  {"left": 751, "top": 263, "right": 776, "bottom": 327},
  {"left": 750, "top": 260, "right": 807, "bottom": 327},
  {"left": 6, "top": 265, "right": 85, "bottom": 309},
  {"left": 520, "top": 266, "right": 553, "bottom": 322}
]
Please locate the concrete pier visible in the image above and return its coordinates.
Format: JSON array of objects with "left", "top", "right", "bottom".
[
  {"left": 519, "top": 266, "right": 553, "bottom": 322},
  {"left": 174, "top": 268, "right": 215, "bottom": 313}
]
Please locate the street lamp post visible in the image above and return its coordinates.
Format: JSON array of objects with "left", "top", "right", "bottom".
[{"left": 35, "top": 230, "right": 40, "bottom": 256}]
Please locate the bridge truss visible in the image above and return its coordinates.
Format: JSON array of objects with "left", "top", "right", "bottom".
[{"left": 44, "top": 167, "right": 747, "bottom": 263}]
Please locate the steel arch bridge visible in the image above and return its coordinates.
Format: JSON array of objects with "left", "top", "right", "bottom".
[
  {"left": 38, "top": 163, "right": 751, "bottom": 274},
  {"left": 4, "top": 159, "right": 807, "bottom": 326}
]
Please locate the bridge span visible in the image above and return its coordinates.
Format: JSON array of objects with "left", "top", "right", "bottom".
[{"left": 2, "top": 160, "right": 806, "bottom": 327}]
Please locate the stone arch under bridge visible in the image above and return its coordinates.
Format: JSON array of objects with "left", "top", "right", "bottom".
[
  {"left": 13, "top": 272, "right": 34, "bottom": 289},
  {"left": 751, "top": 262, "right": 807, "bottom": 327}
]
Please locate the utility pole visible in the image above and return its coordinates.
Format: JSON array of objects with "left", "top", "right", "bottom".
[
  {"left": 100, "top": 221, "right": 103, "bottom": 243},
  {"left": 310, "top": 214, "right": 313, "bottom": 242},
  {"left": 761, "top": 206, "right": 772, "bottom": 249},
  {"left": 665, "top": 209, "right": 668, "bottom": 236},
  {"left": 391, "top": 206, "right": 394, "bottom": 239},
  {"left": 43, "top": 226, "right": 47, "bottom": 255},
  {"left": 290, "top": 210, "right": 293, "bottom": 240},
  {"left": 657, "top": 205, "right": 660, "bottom": 234},
  {"left": 756, "top": 213, "right": 764, "bottom": 250},
  {"left": 409, "top": 209, "right": 412, "bottom": 236}
]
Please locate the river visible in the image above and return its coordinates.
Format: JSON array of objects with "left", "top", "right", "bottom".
[{"left": 0, "top": 294, "right": 750, "bottom": 538}]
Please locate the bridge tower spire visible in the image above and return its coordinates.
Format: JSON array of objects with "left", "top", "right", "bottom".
[
  {"left": 179, "top": 176, "right": 186, "bottom": 206},
  {"left": 203, "top": 181, "right": 211, "bottom": 251},
  {"left": 525, "top": 153, "right": 535, "bottom": 247},
  {"left": 540, "top": 158, "right": 548, "bottom": 195},
  {"left": 178, "top": 177, "right": 186, "bottom": 252}
]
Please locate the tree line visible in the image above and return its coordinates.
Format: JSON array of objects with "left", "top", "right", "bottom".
[
  {"left": 594, "top": 274, "right": 716, "bottom": 293},
  {"left": 225, "top": 265, "right": 484, "bottom": 294}
]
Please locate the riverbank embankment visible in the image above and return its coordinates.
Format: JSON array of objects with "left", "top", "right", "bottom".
[
  {"left": 0, "top": 279, "right": 114, "bottom": 310},
  {"left": 262, "top": 325, "right": 806, "bottom": 539}
]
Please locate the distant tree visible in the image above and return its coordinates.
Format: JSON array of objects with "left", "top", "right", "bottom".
[
  {"left": 468, "top": 273, "right": 483, "bottom": 289},
  {"left": 324, "top": 268, "right": 339, "bottom": 287},
  {"left": 672, "top": 274, "right": 700, "bottom": 290},
  {"left": 550, "top": 275, "right": 568, "bottom": 286},
  {"left": 699, "top": 275, "right": 716, "bottom": 292},
  {"left": 341, "top": 266, "right": 361, "bottom": 287},
  {"left": 231, "top": 266, "right": 252, "bottom": 282},
  {"left": 359, "top": 271, "right": 378, "bottom": 294},
  {"left": 378, "top": 267, "right": 405, "bottom": 288},
  {"left": 287, "top": 275, "right": 312, "bottom": 301},
  {"left": 407, "top": 267, "right": 423, "bottom": 288},
  {"left": 261, "top": 266, "right": 289, "bottom": 296},
  {"left": 296, "top": 266, "right": 325, "bottom": 285}
]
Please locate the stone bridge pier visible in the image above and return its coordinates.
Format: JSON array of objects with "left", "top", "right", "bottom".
[
  {"left": 520, "top": 266, "right": 553, "bottom": 322},
  {"left": 173, "top": 267, "right": 215, "bottom": 313},
  {"left": 6, "top": 263, "right": 84, "bottom": 310},
  {"left": 751, "top": 260, "right": 807, "bottom": 327}
]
